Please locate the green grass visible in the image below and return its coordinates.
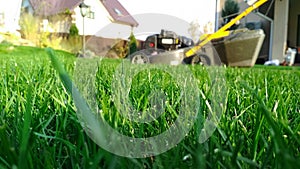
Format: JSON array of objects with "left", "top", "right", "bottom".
[{"left": 0, "top": 43, "right": 299, "bottom": 168}]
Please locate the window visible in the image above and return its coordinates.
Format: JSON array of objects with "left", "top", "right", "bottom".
[
  {"left": 113, "top": 8, "right": 122, "bottom": 16},
  {"left": 87, "top": 11, "right": 95, "bottom": 19}
]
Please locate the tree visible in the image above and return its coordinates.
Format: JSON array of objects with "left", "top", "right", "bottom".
[
  {"left": 222, "top": 0, "right": 240, "bottom": 30},
  {"left": 69, "top": 23, "right": 79, "bottom": 37},
  {"left": 188, "top": 20, "right": 201, "bottom": 43},
  {"left": 128, "top": 31, "right": 137, "bottom": 55}
]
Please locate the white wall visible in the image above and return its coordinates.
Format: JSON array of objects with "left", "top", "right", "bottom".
[
  {"left": 74, "top": 0, "right": 132, "bottom": 39},
  {"left": 272, "top": 0, "right": 289, "bottom": 61},
  {"left": 0, "top": 0, "right": 22, "bottom": 33}
]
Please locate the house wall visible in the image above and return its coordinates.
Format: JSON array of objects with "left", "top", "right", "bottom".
[
  {"left": 272, "top": 0, "right": 289, "bottom": 61},
  {"left": 74, "top": 0, "right": 132, "bottom": 39},
  {"left": 288, "top": 0, "right": 300, "bottom": 48},
  {"left": 75, "top": 0, "right": 109, "bottom": 36},
  {"left": 0, "top": 0, "right": 23, "bottom": 33}
]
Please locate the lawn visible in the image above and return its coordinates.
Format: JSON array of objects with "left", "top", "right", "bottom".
[{"left": 0, "top": 43, "right": 299, "bottom": 169}]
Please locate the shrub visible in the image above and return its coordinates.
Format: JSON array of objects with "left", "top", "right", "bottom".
[
  {"left": 106, "top": 39, "right": 128, "bottom": 58},
  {"left": 128, "top": 32, "right": 137, "bottom": 55},
  {"left": 69, "top": 23, "right": 79, "bottom": 37},
  {"left": 19, "top": 12, "right": 40, "bottom": 45},
  {"left": 19, "top": 12, "right": 63, "bottom": 49},
  {"left": 59, "top": 24, "right": 81, "bottom": 53},
  {"left": 40, "top": 32, "right": 63, "bottom": 49}
]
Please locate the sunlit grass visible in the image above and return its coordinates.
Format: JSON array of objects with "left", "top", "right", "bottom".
[{"left": 0, "top": 43, "right": 299, "bottom": 168}]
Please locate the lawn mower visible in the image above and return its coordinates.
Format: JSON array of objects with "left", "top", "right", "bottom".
[
  {"left": 129, "top": 29, "right": 207, "bottom": 65},
  {"left": 129, "top": 0, "right": 268, "bottom": 66}
]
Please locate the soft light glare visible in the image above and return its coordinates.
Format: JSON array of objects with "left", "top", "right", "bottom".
[
  {"left": 161, "top": 38, "right": 174, "bottom": 44},
  {"left": 245, "top": 0, "right": 258, "bottom": 6}
]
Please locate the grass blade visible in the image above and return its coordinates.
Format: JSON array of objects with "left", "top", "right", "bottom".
[{"left": 18, "top": 85, "right": 33, "bottom": 169}]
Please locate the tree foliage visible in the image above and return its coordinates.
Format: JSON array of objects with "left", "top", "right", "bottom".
[
  {"left": 128, "top": 32, "right": 137, "bottom": 55},
  {"left": 69, "top": 23, "right": 79, "bottom": 37},
  {"left": 188, "top": 20, "right": 201, "bottom": 43}
]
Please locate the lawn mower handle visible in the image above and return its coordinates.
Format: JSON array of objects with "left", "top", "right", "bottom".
[{"left": 185, "top": 0, "right": 268, "bottom": 58}]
